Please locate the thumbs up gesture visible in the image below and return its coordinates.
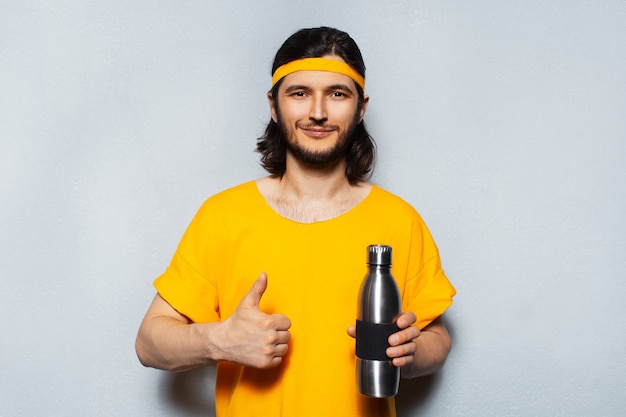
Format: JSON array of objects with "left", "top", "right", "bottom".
[{"left": 216, "top": 273, "right": 291, "bottom": 368}]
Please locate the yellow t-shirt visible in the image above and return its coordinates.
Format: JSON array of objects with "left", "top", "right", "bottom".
[{"left": 155, "top": 180, "right": 455, "bottom": 417}]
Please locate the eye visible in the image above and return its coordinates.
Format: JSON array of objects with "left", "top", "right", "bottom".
[
  {"left": 331, "top": 91, "right": 350, "bottom": 99},
  {"left": 290, "top": 91, "right": 307, "bottom": 98}
]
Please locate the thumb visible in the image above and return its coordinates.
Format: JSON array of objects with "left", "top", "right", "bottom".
[
  {"left": 346, "top": 325, "right": 356, "bottom": 339},
  {"left": 239, "top": 272, "right": 268, "bottom": 310}
]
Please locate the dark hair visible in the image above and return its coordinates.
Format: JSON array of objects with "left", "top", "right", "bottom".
[{"left": 256, "top": 27, "right": 376, "bottom": 184}]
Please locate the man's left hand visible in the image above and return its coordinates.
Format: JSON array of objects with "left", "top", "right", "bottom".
[
  {"left": 386, "top": 312, "right": 420, "bottom": 368},
  {"left": 346, "top": 311, "right": 420, "bottom": 368}
]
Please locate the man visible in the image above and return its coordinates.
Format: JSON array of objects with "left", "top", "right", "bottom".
[{"left": 136, "top": 27, "right": 455, "bottom": 417}]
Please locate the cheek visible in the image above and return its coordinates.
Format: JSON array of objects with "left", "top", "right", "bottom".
[
  {"left": 333, "top": 105, "right": 360, "bottom": 126},
  {"left": 278, "top": 103, "right": 309, "bottom": 123}
]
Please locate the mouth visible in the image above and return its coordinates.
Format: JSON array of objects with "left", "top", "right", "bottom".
[{"left": 298, "top": 125, "right": 337, "bottom": 139}]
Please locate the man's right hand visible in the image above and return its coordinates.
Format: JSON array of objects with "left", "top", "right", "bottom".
[{"left": 215, "top": 272, "right": 291, "bottom": 368}]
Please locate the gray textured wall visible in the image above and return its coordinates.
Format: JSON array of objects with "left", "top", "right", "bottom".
[{"left": 1, "top": 1, "right": 625, "bottom": 416}]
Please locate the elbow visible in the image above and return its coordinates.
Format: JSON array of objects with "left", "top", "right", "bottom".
[
  {"left": 135, "top": 324, "right": 165, "bottom": 370},
  {"left": 435, "top": 334, "right": 452, "bottom": 372},
  {"left": 442, "top": 330, "right": 452, "bottom": 358},
  {"left": 135, "top": 333, "right": 153, "bottom": 368},
  {"left": 135, "top": 337, "right": 174, "bottom": 371}
]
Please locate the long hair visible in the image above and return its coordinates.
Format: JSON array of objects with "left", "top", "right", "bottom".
[{"left": 256, "top": 27, "right": 376, "bottom": 184}]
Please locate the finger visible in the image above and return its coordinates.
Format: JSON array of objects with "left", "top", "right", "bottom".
[
  {"left": 388, "top": 326, "right": 420, "bottom": 346},
  {"left": 239, "top": 272, "right": 268, "bottom": 310},
  {"left": 272, "top": 314, "right": 292, "bottom": 331},
  {"left": 268, "top": 356, "right": 285, "bottom": 368},
  {"left": 262, "top": 343, "right": 289, "bottom": 368},
  {"left": 273, "top": 343, "right": 289, "bottom": 357},
  {"left": 387, "top": 339, "right": 417, "bottom": 357},
  {"left": 392, "top": 355, "right": 414, "bottom": 368},
  {"left": 275, "top": 329, "right": 291, "bottom": 344},
  {"left": 396, "top": 312, "right": 417, "bottom": 329},
  {"left": 346, "top": 325, "right": 356, "bottom": 338}
]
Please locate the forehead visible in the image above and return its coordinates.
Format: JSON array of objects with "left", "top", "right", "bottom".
[{"left": 278, "top": 70, "right": 359, "bottom": 92}]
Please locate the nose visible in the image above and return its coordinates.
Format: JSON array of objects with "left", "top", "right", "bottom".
[{"left": 309, "top": 95, "right": 327, "bottom": 122}]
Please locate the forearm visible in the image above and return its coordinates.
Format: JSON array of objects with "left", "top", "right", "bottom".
[
  {"left": 135, "top": 316, "right": 222, "bottom": 372},
  {"left": 401, "top": 317, "right": 451, "bottom": 379},
  {"left": 136, "top": 281, "right": 292, "bottom": 372},
  {"left": 135, "top": 294, "right": 227, "bottom": 372}
]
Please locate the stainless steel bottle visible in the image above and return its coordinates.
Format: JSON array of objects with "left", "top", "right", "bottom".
[{"left": 356, "top": 245, "right": 401, "bottom": 398}]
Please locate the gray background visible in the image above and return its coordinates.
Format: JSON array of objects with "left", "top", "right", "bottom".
[{"left": 1, "top": 1, "right": 625, "bottom": 416}]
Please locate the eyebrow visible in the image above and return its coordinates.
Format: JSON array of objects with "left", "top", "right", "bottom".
[
  {"left": 283, "top": 83, "right": 355, "bottom": 94},
  {"left": 283, "top": 84, "right": 309, "bottom": 93}
]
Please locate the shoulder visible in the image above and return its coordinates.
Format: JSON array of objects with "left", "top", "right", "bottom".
[
  {"left": 205, "top": 180, "right": 257, "bottom": 203},
  {"left": 190, "top": 181, "right": 260, "bottom": 224},
  {"left": 369, "top": 185, "right": 422, "bottom": 217},
  {"left": 364, "top": 185, "right": 433, "bottom": 235}
]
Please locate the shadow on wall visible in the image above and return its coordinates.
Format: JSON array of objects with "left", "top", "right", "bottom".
[
  {"left": 160, "top": 366, "right": 441, "bottom": 416},
  {"left": 159, "top": 366, "right": 216, "bottom": 416},
  {"left": 157, "top": 316, "right": 455, "bottom": 415},
  {"left": 396, "top": 314, "right": 457, "bottom": 414},
  {"left": 395, "top": 373, "right": 441, "bottom": 413}
]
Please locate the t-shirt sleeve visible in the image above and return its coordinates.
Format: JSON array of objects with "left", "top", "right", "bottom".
[
  {"left": 403, "top": 215, "right": 456, "bottom": 329},
  {"left": 153, "top": 200, "right": 223, "bottom": 323}
]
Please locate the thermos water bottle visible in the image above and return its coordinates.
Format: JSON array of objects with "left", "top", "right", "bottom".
[{"left": 356, "top": 245, "right": 401, "bottom": 398}]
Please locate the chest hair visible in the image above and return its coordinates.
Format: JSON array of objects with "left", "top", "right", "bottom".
[{"left": 266, "top": 195, "right": 361, "bottom": 224}]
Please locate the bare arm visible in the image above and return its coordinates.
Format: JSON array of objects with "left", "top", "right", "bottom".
[
  {"left": 135, "top": 294, "right": 218, "bottom": 372},
  {"left": 135, "top": 273, "right": 291, "bottom": 372},
  {"left": 388, "top": 315, "right": 451, "bottom": 379}
]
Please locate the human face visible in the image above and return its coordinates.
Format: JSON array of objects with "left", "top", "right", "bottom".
[{"left": 269, "top": 60, "right": 369, "bottom": 166}]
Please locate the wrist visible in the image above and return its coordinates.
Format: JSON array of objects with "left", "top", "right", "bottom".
[{"left": 193, "top": 321, "right": 225, "bottom": 364}]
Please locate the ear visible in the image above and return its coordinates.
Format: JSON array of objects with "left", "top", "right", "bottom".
[
  {"left": 267, "top": 91, "right": 278, "bottom": 123},
  {"left": 358, "top": 94, "right": 370, "bottom": 123}
]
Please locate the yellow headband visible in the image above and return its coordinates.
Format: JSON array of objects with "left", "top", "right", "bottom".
[{"left": 271, "top": 57, "right": 365, "bottom": 90}]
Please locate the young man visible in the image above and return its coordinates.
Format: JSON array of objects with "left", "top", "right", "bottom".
[{"left": 136, "top": 27, "right": 455, "bottom": 417}]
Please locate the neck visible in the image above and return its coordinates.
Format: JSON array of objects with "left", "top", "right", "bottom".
[
  {"left": 256, "top": 154, "right": 372, "bottom": 223},
  {"left": 279, "top": 153, "right": 352, "bottom": 200}
]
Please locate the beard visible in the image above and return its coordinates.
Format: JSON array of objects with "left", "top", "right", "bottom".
[{"left": 278, "top": 113, "right": 360, "bottom": 166}]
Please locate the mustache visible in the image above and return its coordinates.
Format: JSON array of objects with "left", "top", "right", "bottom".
[{"left": 296, "top": 122, "right": 340, "bottom": 130}]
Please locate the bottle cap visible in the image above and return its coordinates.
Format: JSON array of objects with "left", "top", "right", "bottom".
[{"left": 367, "top": 245, "right": 392, "bottom": 266}]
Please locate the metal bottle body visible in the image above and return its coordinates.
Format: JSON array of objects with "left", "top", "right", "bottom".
[{"left": 356, "top": 245, "right": 401, "bottom": 398}]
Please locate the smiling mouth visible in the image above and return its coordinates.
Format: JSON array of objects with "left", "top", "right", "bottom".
[
  {"left": 298, "top": 125, "right": 338, "bottom": 138},
  {"left": 302, "top": 129, "right": 334, "bottom": 138}
]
